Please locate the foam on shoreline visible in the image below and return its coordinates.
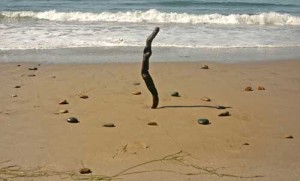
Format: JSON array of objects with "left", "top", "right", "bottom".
[{"left": 1, "top": 10, "right": 300, "bottom": 25}]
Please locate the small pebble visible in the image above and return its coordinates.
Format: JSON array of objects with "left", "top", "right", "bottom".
[
  {"left": 79, "top": 168, "right": 92, "bottom": 174},
  {"left": 59, "top": 100, "right": 68, "bottom": 105},
  {"left": 218, "top": 111, "right": 230, "bottom": 117},
  {"left": 132, "top": 91, "right": 142, "bottom": 95},
  {"left": 58, "top": 109, "right": 68, "bottom": 114},
  {"left": 103, "top": 123, "right": 115, "bottom": 127},
  {"left": 79, "top": 95, "right": 89, "bottom": 99},
  {"left": 244, "top": 86, "right": 253, "bottom": 91},
  {"left": 148, "top": 122, "right": 158, "bottom": 126},
  {"left": 12, "top": 95, "right": 18, "bottom": 98},
  {"left": 133, "top": 82, "right": 140, "bottom": 85},
  {"left": 67, "top": 117, "right": 79, "bottom": 123},
  {"left": 285, "top": 135, "right": 294, "bottom": 139},
  {"left": 201, "top": 96, "right": 211, "bottom": 102},
  {"left": 27, "top": 74, "right": 36, "bottom": 77},
  {"left": 257, "top": 86, "right": 266, "bottom": 90},
  {"left": 171, "top": 92, "right": 180, "bottom": 97},
  {"left": 14, "top": 86, "right": 21, "bottom": 89},
  {"left": 243, "top": 143, "right": 250, "bottom": 146},
  {"left": 201, "top": 65, "right": 209, "bottom": 69},
  {"left": 52, "top": 76, "right": 56, "bottom": 78},
  {"left": 197, "top": 118, "right": 210, "bottom": 125},
  {"left": 17, "top": 64, "right": 21, "bottom": 67},
  {"left": 28, "top": 67, "right": 38, "bottom": 71}
]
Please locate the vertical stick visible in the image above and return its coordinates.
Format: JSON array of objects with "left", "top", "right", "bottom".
[{"left": 141, "top": 27, "right": 160, "bottom": 109}]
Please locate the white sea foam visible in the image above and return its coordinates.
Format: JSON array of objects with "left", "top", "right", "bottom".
[
  {"left": 1, "top": 9, "right": 300, "bottom": 25},
  {"left": 1, "top": 9, "right": 300, "bottom": 51}
]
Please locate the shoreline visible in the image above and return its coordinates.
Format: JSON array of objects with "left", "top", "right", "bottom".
[
  {"left": 1, "top": 46, "right": 300, "bottom": 64},
  {"left": 1, "top": 60, "right": 300, "bottom": 180}
]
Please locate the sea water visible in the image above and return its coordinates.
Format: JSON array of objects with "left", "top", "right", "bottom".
[{"left": 0, "top": 0, "right": 300, "bottom": 63}]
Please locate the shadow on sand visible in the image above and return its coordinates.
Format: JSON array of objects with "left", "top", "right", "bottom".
[{"left": 158, "top": 105, "right": 232, "bottom": 109}]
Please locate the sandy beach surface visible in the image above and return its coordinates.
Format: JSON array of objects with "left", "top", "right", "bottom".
[{"left": 0, "top": 60, "right": 300, "bottom": 180}]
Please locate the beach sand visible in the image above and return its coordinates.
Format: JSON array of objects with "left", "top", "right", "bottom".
[{"left": 0, "top": 60, "right": 300, "bottom": 180}]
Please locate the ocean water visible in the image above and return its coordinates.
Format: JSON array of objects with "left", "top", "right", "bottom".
[{"left": 0, "top": 0, "right": 300, "bottom": 63}]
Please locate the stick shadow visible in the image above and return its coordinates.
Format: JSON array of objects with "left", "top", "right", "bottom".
[{"left": 158, "top": 105, "right": 232, "bottom": 109}]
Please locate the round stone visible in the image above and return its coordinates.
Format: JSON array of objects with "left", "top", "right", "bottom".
[
  {"left": 67, "top": 117, "right": 79, "bottom": 123},
  {"left": 257, "top": 86, "right": 266, "bottom": 90},
  {"left": 197, "top": 118, "right": 210, "bottom": 125},
  {"left": 244, "top": 86, "right": 253, "bottom": 91},
  {"left": 201, "top": 65, "right": 209, "bottom": 69},
  {"left": 79, "top": 168, "right": 92, "bottom": 174}
]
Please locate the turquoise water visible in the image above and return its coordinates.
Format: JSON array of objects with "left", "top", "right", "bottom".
[
  {"left": 1, "top": 0, "right": 300, "bottom": 15},
  {"left": 0, "top": 0, "right": 300, "bottom": 63}
]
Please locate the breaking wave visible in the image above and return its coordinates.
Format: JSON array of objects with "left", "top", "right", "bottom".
[{"left": 1, "top": 9, "right": 300, "bottom": 25}]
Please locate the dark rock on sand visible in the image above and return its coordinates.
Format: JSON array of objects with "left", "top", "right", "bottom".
[
  {"left": 245, "top": 86, "right": 253, "bottom": 91},
  {"left": 79, "top": 95, "right": 89, "bottom": 99},
  {"left": 79, "top": 168, "right": 92, "bottom": 174},
  {"left": 27, "top": 74, "right": 36, "bottom": 77},
  {"left": 243, "top": 143, "right": 250, "bottom": 146},
  {"left": 59, "top": 100, "right": 68, "bottom": 105},
  {"left": 14, "top": 86, "right": 21, "bottom": 88},
  {"left": 257, "top": 86, "right": 266, "bottom": 90},
  {"left": 133, "top": 82, "right": 140, "bottom": 85},
  {"left": 28, "top": 67, "right": 38, "bottom": 71},
  {"left": 171, "top": 92, "right": 180, "bottom": 97},
  {"left": 103, "top": 123, "right": 115, "bottom": 127},
  {"left": 67, "top": 117, "right": 79, "bottom": 123},
  {"left": 197, "top": 118, "right": 210, "bottom": 125},
  {"left": 148, "top": 122, "right": 158, "bottom": 126},
  {"left": 11, "top": 95, "right": 18, "bottom": 98},
  {"left": 285, "top": 135, "right": 294, "bottom": 139},
  {"left": 201, "top": 65, "right": 209, "bottom": 69},
  {"left": 218, "top": 111, "right": 230, "bottom": 117}
]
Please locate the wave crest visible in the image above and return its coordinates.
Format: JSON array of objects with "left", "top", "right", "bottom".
[{"left": 1, "top": 9, "right": 300, "bottom": 25}]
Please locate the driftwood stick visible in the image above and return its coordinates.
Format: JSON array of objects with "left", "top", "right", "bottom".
[{"left": 141, "top": 27, "right": 160, "bottom": 109}]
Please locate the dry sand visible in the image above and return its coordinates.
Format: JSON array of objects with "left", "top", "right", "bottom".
[{"left": 0, "top": 60, "right": 300, "bottom": 180}]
